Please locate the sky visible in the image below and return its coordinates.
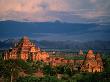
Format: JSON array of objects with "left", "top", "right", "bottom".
[
  {"left": 0, "top": 0, "right": 110, "bottom": 23},
  {"left": 0, "top": 0, "right": 110, "bottom": 41}
]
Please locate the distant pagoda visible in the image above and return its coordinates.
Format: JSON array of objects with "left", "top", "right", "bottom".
[
  {"left": 79, "top": 50, "right": 83, "bottom": 55},
  {"left": 4, "top": 36, "right": 49, "bottom": 61}
]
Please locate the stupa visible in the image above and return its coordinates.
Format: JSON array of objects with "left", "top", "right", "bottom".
[{"left": 81, "top": 50, "right": 103, "bottom": 72}]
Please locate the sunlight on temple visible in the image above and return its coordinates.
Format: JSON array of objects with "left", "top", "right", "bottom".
[{"left": 4, "top": 36, "right": 49, "bottom": 61}]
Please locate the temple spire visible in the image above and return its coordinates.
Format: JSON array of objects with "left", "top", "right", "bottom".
[
  {"left": 79, "top": 50, "right": 83, "bottom": 55},
  {"left": 22, "top": 36, "right": 29, "bottom": 41}
]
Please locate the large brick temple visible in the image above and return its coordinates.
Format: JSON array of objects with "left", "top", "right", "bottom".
[{"left": 4, "top": 36, "right": 49, "bottom": 61}]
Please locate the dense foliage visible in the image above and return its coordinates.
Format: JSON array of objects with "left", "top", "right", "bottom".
[{"left": 0, "top": 53, "right": 110, "bottom": 82}]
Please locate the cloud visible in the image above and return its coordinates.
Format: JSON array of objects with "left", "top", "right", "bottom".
[
  {"left": 90, "top": 0, "right": 97, "bottom": 3},
  {"left": 0, "top": 0, "right": 110, "bottom": 23}
]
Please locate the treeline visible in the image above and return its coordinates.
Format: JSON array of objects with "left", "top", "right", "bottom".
[{"left": 0, "top": 54, "right": 110, "bottom": 82}]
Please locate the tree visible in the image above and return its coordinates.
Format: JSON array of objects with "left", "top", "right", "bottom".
[
  {"left": 16, "top": 76, "right": 40, "bottom": 82},
  {"left": 0, "top": 53, "right": 4, "bottom": 78},
  {"left": 43, "top": 64, "right": 57, "bottom": 76},
  {"left": 40, "top": 76, "right": 60, "bottom": 82},
  {"left": 3, "top": 59, "right": 21, "bottom": 82}
]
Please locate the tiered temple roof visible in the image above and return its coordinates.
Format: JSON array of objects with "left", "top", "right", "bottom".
[{"left": 4, "top": 36, "right": 49, "bottom": 61}]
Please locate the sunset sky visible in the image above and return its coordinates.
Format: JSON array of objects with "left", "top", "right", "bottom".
[{"left": 0, "top": 0, "right": 110, "bottom": 23}]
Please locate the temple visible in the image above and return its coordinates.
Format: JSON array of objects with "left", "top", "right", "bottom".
[
  {"left": 81, "top": 50, "right": 103, "bottom": 72},
  {"left": 79, "top": 50, "right": 83, "bottom": 55},
  {"left": 3, "top": 37, "right": 103, "bottom": 72},
  {"left": 3, "top": 36, "right": 49, "bottom": 61}
]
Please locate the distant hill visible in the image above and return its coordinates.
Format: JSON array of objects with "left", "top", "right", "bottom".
[{"left": 0, "top": 39, "right": 110, "bottom": 53}]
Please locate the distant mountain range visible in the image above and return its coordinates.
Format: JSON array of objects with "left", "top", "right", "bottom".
[
  {"left": 0, "top": 39, "right": 110, "bottom": 53},
  {"left": 0, "top": 20, "right": 110, "bottom": 53},
  {"left": 0, "top": 20, "right": 110, "bottom": 41}
]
